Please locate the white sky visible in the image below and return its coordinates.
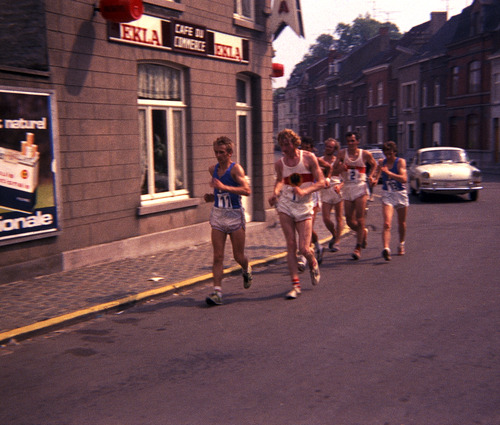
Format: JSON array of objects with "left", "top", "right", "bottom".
[{"left": 272, "top": 0, "right": 473, "bottom": 88}]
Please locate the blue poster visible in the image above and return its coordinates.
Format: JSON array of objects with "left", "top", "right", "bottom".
[{"left": 0, "top": 88, "right": 59, "bottom": 243}]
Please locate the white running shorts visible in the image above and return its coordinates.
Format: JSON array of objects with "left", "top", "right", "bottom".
[
  {"left": 276, "top": 194, "right": 314, "bottom": 222},
  {"left": 381, "top": 190, "right": 409, "bottom": 209},
  {"left": 210, "top": 207, "right": 246, "bottom": 233},
  {"left": 342, "top": 183, "right": 369, "bottom": 202},
  {"left": 321, "top": 186, "right": 343, "bottom": 205}
]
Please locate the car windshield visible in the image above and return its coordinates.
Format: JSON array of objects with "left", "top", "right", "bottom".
[
  {"left": 419, "top": 149, "right": 467, "bottom": 164},
  {"left": 369, "top": 150, "right": 384, "bottom": 160}
]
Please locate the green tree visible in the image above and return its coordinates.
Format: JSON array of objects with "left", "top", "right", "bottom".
[
  {"left": 288, "top": 15, "right": 402, "bottom": 83},
  {"left": 335, "top": 13, "right": 401, "bottom": 54},
  {"left": 289, "top": 33, "right": 335, "bottom": 81}
]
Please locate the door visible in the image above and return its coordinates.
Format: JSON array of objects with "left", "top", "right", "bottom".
[{"left": 236, "top": 76, "right": 253, "bottom": 221}]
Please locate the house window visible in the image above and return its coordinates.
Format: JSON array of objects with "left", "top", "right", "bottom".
[
  {"left": 402, "top": 82, "right": 416, "bottom": 110},
  {"left": 494, "top": 73, "right": 500, "bottom": 103},
  {"left": 377, "top": 121, "right": 383, "bottom": 144},
  {"left": 451, "top": 66, "right": 459, "bottom": 96},
  {"left": 469, "top": 61, "right": 481, "bottom": 93},
  {"left": 407, "top": 122, "right": 415, "bottom": 149},
  {"left": 334, "top": 94, "right": 339, "bottom": 109},
  {"left": 432, "top": 122, "right": 442, "bottom": 146},
  {"left": 138, "top": 63, "right": 187, "bottom": 203},
  {"left": 368, "top": 85, "right": 373, "bottom": 106},
  {"left": 434, "top": 80, "right": 440, "bottom": 106},
  {"left": 390, "top": 100, "right": 396, "bottom": 117},
  {"left": 234, "top": 0, "right": 254, "bottom": 21},
  {"left": 422, "top": 83, "right": 428, "bottom": 107},
  {"left": 466, "top": 114, "right": 480, "bottom": 149},
  {"left": 377, "top": 82, "right": 383, "bottom": 105}
]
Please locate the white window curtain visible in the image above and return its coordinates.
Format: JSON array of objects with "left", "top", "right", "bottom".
[{"left": 138, "top": 64, "right": 181, "bottom": 100}]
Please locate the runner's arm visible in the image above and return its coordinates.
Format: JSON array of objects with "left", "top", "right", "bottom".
[
  {"left": 268, "top": 160, "right": 284, "bottom": 206},
  {"left": 211, "top": 163, "right": 250, "bottom": 196}
]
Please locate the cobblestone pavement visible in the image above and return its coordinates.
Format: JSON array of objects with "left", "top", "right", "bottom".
[{"left": 0, "top": 218, "right": 337, "bottom": 340}]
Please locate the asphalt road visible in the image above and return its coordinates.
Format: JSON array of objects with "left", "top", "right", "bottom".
[{"left": 1, "top": 176, "right": 499, "bottom": 425}]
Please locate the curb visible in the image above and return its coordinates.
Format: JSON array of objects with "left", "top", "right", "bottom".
[
  {"left": 0, "top": 250, "right": 292, "bottom": 345},
  {"left": 0, "top": 232, "right": 344, "bottom": 345}
]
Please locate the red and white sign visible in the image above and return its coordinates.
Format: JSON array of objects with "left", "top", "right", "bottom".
[
  {"left": 210, "top": 31, "right": 247, "bottom": 63},
  {"left": 108, "top": 15, "right": 249, "bottom": 63}
]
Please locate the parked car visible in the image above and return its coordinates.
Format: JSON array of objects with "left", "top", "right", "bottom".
[{"left": 408, "top": 147, "right": 483, "bottom": 201}]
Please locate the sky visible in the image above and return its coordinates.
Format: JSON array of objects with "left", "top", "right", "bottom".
[{"left": 272, "top": 0, "right": 473, "bottom": 88}]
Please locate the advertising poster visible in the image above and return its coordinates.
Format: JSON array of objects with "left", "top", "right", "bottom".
[{"left": 0, "top": 88, "right": 59, "bottom": 243}]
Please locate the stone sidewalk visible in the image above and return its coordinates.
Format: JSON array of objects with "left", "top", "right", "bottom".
[{"left": 0, "top": 218, "right": 338, "bottom": 344}]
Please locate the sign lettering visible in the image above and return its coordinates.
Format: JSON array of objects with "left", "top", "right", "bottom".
[{"left": 109, "top": 15, "right": 249, "bottom": 63}]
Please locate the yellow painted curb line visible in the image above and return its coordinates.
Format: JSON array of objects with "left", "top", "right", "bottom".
[
  {"left": 0, "top": 256, "right": 286, "bottom": 344},
  {"left": 0, "top": 227, "right": 350, "bottom": 345}
]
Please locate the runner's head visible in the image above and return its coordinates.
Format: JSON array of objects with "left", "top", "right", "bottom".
[
  {"left": 277, "top": 129, "right": 301, "bottom": 149},
  {"left": 213, "top": 136, "right": 234, "bottom": 155}
]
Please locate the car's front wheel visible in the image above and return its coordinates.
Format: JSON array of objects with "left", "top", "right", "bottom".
[
  {"left": 416, "top": 181, "right": 427, "bottom": 201},
  {"left": 469, "top": 190, "right": 479, "bottom": 201}
]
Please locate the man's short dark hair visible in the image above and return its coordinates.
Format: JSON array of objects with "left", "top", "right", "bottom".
[
  {"left": 383, "top": 141, "right": 398, "bottom": 154},
  {"left": 301, "top": 136, "right": 314, "bottom": 147},
  {"left": 345, "top": 131, "right": 360, "bottom": 141}
]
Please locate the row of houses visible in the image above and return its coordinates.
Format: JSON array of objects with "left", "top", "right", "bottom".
[{"left": 274, "top": 0, "right": 500, "bottom": 166}]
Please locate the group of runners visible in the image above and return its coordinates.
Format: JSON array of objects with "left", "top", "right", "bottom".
[{"left": 204, "top": 130, "right": 409, "bottom": 305}]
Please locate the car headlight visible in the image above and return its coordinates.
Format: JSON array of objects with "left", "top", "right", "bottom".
[{"left": 420, "top": 171, "right": 430, "bottom": 179}]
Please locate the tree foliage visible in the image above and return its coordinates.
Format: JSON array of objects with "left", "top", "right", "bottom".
[
  {"left": 288, "top": 14, "right": 401, "bottom": 82},
  {"left": 335, "top": 13, "right": 401, "bottom": 54}
]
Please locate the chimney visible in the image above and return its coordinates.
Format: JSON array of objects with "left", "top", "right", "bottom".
[
  {"left": 430, "top": 11, "right": 447, "bottom": 34},
  {"left": 379, "top": 26, "right": 389, "bottom": 50}
]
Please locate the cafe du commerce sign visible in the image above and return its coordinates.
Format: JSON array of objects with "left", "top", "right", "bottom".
[{"left": 108, "top": 15, "right": 249, "bottom": 64}]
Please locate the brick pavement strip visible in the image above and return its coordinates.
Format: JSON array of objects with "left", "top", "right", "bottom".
[{"left": 0, "top": 220, "right": 336, "bottom": 344}]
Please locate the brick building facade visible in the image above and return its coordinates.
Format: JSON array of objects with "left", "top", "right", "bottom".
[
  {"left": 0, "top": 0, "right": 276, "bottom": 283},
  {"left": 275, "top": 0, "right": 500, "bottom": 165}
]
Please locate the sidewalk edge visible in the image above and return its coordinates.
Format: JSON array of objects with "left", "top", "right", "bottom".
[
  {"left": 0, "top": 230, "right": 346, "bottom": 345},
  {"left": 0, "top": 251, "right": 289, "bottom": 345}
]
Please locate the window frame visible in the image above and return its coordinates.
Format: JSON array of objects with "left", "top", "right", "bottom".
[
  {"left": 451, "top": 66, "right": 460, "bottom": 96},
  {"left": 138, "top": 63, "right": 189, "bottom": 207},
  {"left": 234, "top": 0, "right": 255, "bottom": 22},
  {"left": 494, "top": 73, "right": 500, "bottom": 103},
  {"left": 401, "top": 82, "right": 416, "bottom": 111},
  {"left": 377, "top": 81, "right": 383, "bottom": 105},
  {"left": 434, "top": 80, "right": 440, "bottom": 106},
  {"left": 468, "top": 61, "right": 481, "bottom": 94}
]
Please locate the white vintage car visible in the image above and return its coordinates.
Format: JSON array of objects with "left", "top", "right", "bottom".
[{"left": 408, "top": 147, "right": 483, "bottom": 201}]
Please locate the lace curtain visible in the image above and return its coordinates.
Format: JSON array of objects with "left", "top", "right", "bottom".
[{"left": 138, "top": 64, "right": 181, "bottom": 101}]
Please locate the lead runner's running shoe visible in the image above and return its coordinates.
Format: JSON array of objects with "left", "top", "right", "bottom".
[
  {"left": 242, "top": 265, "right": 253, "bottom": 289},
  {"left": 206, "top": 292, "right": 222, "bottom": 306}
]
